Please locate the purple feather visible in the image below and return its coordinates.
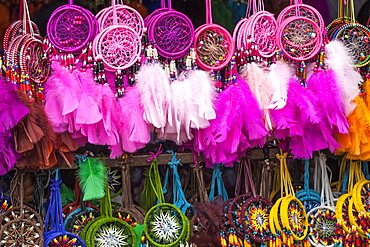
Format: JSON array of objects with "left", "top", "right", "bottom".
[
  {"left": 0, "top": 79, "right": 30, "bottom": 133},
  {"left": 0, "top": 131, "right": 20, "bottom": 175}
]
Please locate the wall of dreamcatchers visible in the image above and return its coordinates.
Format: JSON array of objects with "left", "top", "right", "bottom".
[{"left": 0, "top": 0, "right": 370, "bottom": 246}]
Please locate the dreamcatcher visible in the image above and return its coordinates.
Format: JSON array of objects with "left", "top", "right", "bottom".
[
  {"left": 276, "top": 0, "right": 323, "bottom": 61},
  {"left": 46, "top": 0, "right": 97, "bottom": 53},
  {"left": 92, "top": 0, "right": 142, "bottom": 73},
  {"left": 329, "top": 0, "right": 370, "bottom": 67},
  {"left": 0, "top": 179, "right": 11, "bottom": 217},
  {"left": 269, "top": 152, "right": 309, "bottom": 246},
  {"left": 96, "top": 0, "right": 144, "bottom": 37},
  {"left": 4, "top": 0, "right": 50, "bottom": 100},
  {"left": 194, "top": 0, "right": 234, "bottom": 70},
  {"left": 141, "top": 146, "right": 190, "bottom": 247},
  {"left": 80, "top": 170, "right": 136, "bottom": 247},
  {"left": 43, "top": 170, "right": 86, "bottom": 247},
  {"left": 306, "top": 154, "right": 340, "bottom": 246},
  {"left": 113, "top": 164, "right": 146, "bottom": 225},
  {"left": 233, "top": 0, "right": 277, "bottom": 58},
  {"left": 146, "top": 0, "right": 194, "bottom": 59},
  {"left": 0, "top": 169, "right": 44, "bottom": 246},
  {"left": 295, "top": 160, "right": 321, "bottom": 211},
  {"left": 335, "top": 159, "right": 369, "bottom": 245}
]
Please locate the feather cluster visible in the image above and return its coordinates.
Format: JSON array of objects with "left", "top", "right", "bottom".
[{"left": 194, "top": 77, "right": 268, "bottom": 167}]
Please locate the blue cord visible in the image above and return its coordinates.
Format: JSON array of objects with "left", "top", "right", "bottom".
[{"left": 209, "top": 163, "right": 228, "bottom": 202}]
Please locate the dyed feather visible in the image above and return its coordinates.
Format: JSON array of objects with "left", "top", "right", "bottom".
[
  {"left": 0, "top": 131, "right": 20, "bottom": 175},
  {"left": 325, "top": 40, "right": 362, "bottom": 116},
  {"left": 60, "top": 183, "right": 75, "bottom": 206},
  {"left": 240, "top": 62, "right": 274, "bottom": 131},
  {"left": 77, "top": 157, "right": 106, "bottom": 201},
  {"left": 268, "top": 61, "right": 294, "bottom": 110},
  {"left": 136, "top": 63, "right": 171, "bottom": 128}
]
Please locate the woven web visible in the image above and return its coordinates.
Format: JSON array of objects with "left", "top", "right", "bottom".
[
  {"left": 99, "top": 8, "right": 143, "bottom": 36},
  {"left": 153, "top": 14, "right": 193, "bottom": 57},
  {"left": 308, "top": 208, "right": 337, "bottom": 245},
  {"left": 196, "top": 28, "right": 232, "bottom": 68},
  {"left": 0, "top": 220, "right": 42, "bottom": 245},
  {"left": 278, "top": 6, "right": 323, "bottom": 29},
  {"left": 279, "top": 18, "right": 320, "bottom": 60},
  {"left": 99, "top": 27, "right": 140, "bottom": 69},
  {"left": 287, "top": 200, "right": 307, "bottom": 238},
  {"left": 337, "top": 26, "right": 370, "bottom": 66},
  {"left": 94, "top": 221, "right": 134, "bottom": 247},
  {"left": 252, "top": 15, "right": 277, "bottom": 57},
  {"left": 51, "top": 9, "right": 90, "bottom": 49}
]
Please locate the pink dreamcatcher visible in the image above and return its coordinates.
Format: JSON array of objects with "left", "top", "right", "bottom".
[
  {"left": 277, "top": 0, "right": 325, "bottom": 32},
  {"left": 194, "top": 0, "right": 234, "bottom": 70},
  {"left": 46, "top": 0, "right": 98, "bottom": 52},
  {"left": 233, "top": 0, "right": 277, "bottom": 58},
  {"left": 96, "top": 1, "right": 144, "bottom": 37},
  {"left": 3, "top": 20, "right": 39, "bottom": 52},
  {"left": 145, "top": 0, "right": 194, "bottom": 59},
  {"left": 276, "top": 1, "right": 323, "bottom": 61},
  {"left": 92, "top": 0, "right": 142, "bottom": 72}
]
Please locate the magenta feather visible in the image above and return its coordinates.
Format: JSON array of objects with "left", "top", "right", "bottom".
[
  {"left": 0, "top": 79, "right": 30, "bottom": 133},
  {"left": 195, "top": 76, "right": 268, "bottom": 167},
  {"left": 0, "top": 131, "right": 20, "bottom": 175}
]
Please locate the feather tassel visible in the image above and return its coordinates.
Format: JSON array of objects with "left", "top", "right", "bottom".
[
  {"left": 325, "top": 40, "right": 362, "bottom": 116},
  {"left": 77, "top": 157, "right": 106, "bottom": 201}
]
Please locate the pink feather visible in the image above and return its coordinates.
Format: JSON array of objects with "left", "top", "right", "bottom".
[{"left": 240, "top": 62, "right": 274, "bottom": 131}]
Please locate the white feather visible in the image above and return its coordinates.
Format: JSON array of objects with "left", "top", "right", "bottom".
[
  {"left": 325, "top": 40, "right": 362, "bottom": 116},
  {"left": 136, "top": 63, "right": 172, "bottom": 128},
  {"left": 240, "top": 62, "right": 274, "bottom": 131},
  {"left": 267, "top": 61, "right": 295, "bottom": 110}
]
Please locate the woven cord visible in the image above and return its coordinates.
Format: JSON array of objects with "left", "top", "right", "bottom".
[
  {"left": 44, "top": 170, "right": 64, "bottom": 232},
  {"left": 209, "top": 164, "right": 228, "bottom": 201}
]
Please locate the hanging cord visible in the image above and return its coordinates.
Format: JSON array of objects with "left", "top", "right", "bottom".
[
  {"left": 234, "top": 150, "right": 252, "bottom": 197},
  {"left": 165, "top": 150, "right": 192, "bottom": 214},
  {"left": 192, "top": 151, "right": 209, "bottom": 203},
  {"left": 363, "top": 161, "right": 370, "bottom": 180},
  {"left": 318, "top": 154, "right": 335, "bottom": 207},
  {"left": 208, "top": 164, "right": 228, "bottom": 202},
  {"left": 44, "top": 170, "right": 64, "bottom": 232},
  {"left": 33, "top": 170, "right": 50, "bottom": 218},
  {"left": 120, "top": 164, "right": 134, "bottom": 209},
  {"left": 276, "top": 152, "right": 294, "bottom": 197}
]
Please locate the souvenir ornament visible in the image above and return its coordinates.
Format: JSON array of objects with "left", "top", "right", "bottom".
[
  {"left": 194, "top": 0, "right": 234, "bottom": 70},
  {"left": 147, "top": 0, "right": 194, "bottom": 59},
  {"left": 47, "top": 0, "right": 98, "bottom": 52}
]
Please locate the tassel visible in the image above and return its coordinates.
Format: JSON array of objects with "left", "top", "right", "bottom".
[{"left": 77, "top": 157, "right": 106, "bottom": 201}]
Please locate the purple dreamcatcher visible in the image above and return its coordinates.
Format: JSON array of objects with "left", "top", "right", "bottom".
[
  {"left": 46, "top": 0, "right": 98, "bottom": 52},
  {"left": 92, "top": 0, "right": 142, "bottom": 72},
  {"left": 276, "top": 0, "right": 323, "bottom": 61},
  {"left": 146, "top": 0, "right": 194, "bottom": 59}
]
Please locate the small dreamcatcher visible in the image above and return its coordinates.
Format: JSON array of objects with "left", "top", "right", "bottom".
[
  {"left": 194, "top": 0, "right": 234, "bottom": 70},
  {"left": 329, "top": 0, "right": 370, "bottom": 67},
  {"left": 97, "top": 1, "right": 144, "bottom": 37},
  {"left": 277, "top": 0, "right": 325, "bottom": 31},
  {"left": 113, "top": 164, "right": 146, "bottom": 225},
  {"left": 80, "top": 172, "right": 136, "bottom": 247},
  {"left": 0, "top": 169, "right": 44, "bottom": 246},
  {"left": 295, "top": 160, "right": 321, "bottom": 211},
  {"left": 43, "top": 171, "right": 86, "bottom": 247},
  {"left": 146, "top": 0, "right": 194, "bottom": 59},
  {"left": 3, "top": 20, "right": 40, "bottom": 52},
  {"left": 276, "top": 0, "right": 323, "bottom": 61},
  {"left": 142, "top": 147, "right": 190, "bottom": 247},
  {"left": 306, "top": 154, "right": 340, "bottom": 246},
  {"left": 46, "top": 0, "right": 98, "bottom": 52},
  {"left": 92, "top": 0, "right": 142, "bottom": 72},
  {"left": 269, "top": 152, "right": 309, "bottom": 246}
]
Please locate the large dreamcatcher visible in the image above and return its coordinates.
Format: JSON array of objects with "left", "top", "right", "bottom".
[
  {"left": 328, "top": 0, "right": 370, "bottom": 67},
  {"left": 276, "top": 0, "right": 323, "bottom": 61},
  {"left": 0, "top": 169, "right": 44, "bottom": 246},
  {"left": 145, "top": 0, "right": 194, "bottom": 59},
  {"left": 46, "top": 0, "right": 97, "bottom": 52},
  {"left": 43, "top": 171, "right": 86, "bottom": 247},
  {"left": 194, "top": 0, "right": 234, "bottom": 70},
  {"left": 92, "top": 0, "right": 142, "bottom": 72}
]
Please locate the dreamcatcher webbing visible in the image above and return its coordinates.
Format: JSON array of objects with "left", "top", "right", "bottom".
[{"left": 162, "top": 151, "right": 192, "bottom": 214}]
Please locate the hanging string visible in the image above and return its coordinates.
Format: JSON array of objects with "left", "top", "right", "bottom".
[{"left": 209, "top": 163, "right": 228, "bottom": 202}]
